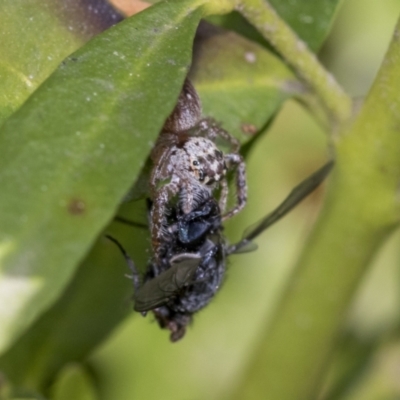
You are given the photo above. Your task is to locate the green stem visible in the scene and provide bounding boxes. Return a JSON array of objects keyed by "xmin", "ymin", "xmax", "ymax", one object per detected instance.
[
  {"xmin": 231, "ymin": 16, "xmax": 400, "ymax": 400},
  {"xmin": 235, "ymin": 0, "xmax": 353, "ymax": 130}
]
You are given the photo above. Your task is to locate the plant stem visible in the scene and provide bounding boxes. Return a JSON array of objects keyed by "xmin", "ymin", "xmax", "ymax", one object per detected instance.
[
  {"xmin": 231, "ymin": 16, "xmax": 400, "ymax": 400},
  {"xmin": 235, "ymin": 0, "xmax": 353, "ymax": 130}
]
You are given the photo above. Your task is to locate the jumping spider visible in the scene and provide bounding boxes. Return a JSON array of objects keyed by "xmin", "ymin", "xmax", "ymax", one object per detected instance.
[
  {"xmin": 109, "ymin": 78, "xmax": 333, "ymax": 341},
  {"xmin": 149, "ymin": 79, "xmax": 247, "ymax": 260}
]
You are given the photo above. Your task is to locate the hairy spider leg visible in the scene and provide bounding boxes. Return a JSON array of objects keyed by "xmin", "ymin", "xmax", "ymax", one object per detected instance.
[
  {"xmin": 198, "ymin": 117, "xmax": 241, "ymax": 152},
  {"xmin": 197, "ymin": 117, "xmax": 247, "ymax": 221},
  {"xmin": 221, "ymin": 154, "xmax": 247, "ymax": 221},
  {"xmin": 150, "ymin": 177, "xmax": 181, "ymax": 260},
  {"xmin": 218, "ymin": 178, "xmax": 229, "ymax": 213}
]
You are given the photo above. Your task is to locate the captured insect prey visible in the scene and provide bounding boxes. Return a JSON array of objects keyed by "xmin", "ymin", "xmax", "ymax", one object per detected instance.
[
  {"xmin": 110, "ymin": 78, "xmax": 333, "ymax": 342},
  {"xmin": 111, "ymin": 190, "xmax": 224, "ymax": 342}
]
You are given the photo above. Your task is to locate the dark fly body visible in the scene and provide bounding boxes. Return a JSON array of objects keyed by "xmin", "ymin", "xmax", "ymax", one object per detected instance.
[
  {"xmin": 110, "ymin": 193, "xmax": 224, "ymax": 342},
  {"xmin": 139, "ymin": 194, "xmax": 225, "ymax": 341}
]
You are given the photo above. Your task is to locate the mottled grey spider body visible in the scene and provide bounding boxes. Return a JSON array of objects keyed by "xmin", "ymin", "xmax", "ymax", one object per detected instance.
[{"xmin": 150, "ymin": 79, "xmax": 247, "ymax": 259}]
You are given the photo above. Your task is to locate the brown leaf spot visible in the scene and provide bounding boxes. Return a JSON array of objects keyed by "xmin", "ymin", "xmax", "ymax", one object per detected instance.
[
  {"xmin": 68, "ymin": 198, "xmax": 86, "ymax": 215},
  {"xmin": 241, "ymin": 123, "xmax": 258, "ymax": 136}
]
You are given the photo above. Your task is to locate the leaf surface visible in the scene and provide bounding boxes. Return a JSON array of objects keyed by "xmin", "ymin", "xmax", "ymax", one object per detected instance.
[
  {"xmin": 0, "ymin": 0, "xmax": 122, "ymax": 125},
  {"xmin": 0, "ymin": 0, "xmax": 205, "ymax": 355},
  {"xmin": 208, "ymin": 0, "xmax": 341, "ymax": 51},
  {"xmin": 191, "ymin": 26, "xmax": 299, "ymax": 140}
]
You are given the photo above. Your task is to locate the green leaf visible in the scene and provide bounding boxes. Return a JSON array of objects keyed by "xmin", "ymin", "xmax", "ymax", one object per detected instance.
[
  {"xmin": 191, "ymin": 26, "xmax": 298, "ymax": 140},
  {"xmin": 208, "ymin": 0, "xmax": 341, "ymax": 51},
  {"xmin": 269, "ymin": 0, "xmax": 340, "ymax": 50},
  {"xmin": 0, "ymin": 0, "xmax": 206, "ymax": 355},
  {"xmin": 0, "ymin": 203, "xmax": 149, "ymax": 391},
  {"xmin": 0, "ymin": 1, "xmax": 122, "ymax": 126},
  {"xmin": 231, "ymin": 15, "xmax": 400, "ymax": 400},
  {"xmin": 50, "ymin": 363, "xmax": 98, "ymax": 400},
  {"xmin": 233, "ymin": 0, "xmax": 352, "ymax": 128}
]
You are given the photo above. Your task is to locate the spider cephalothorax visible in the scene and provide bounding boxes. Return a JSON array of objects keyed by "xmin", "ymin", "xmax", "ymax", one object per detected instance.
[
  {"xmin": 185, "ymin": 137, "xmax": 226, "ymax": 185},
  {"xmin": 151, "ymin": 133, "xmax": 228, "ymax": 202},
  {"xmin": 149, "ymin": 79, "xmax": 247, "ymax": 259}
]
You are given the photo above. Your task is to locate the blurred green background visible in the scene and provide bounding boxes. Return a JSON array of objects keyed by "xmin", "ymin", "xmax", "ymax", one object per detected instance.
[{"xmin": 85, "ymin": 1, "xmax": 400, "ymax": 399}]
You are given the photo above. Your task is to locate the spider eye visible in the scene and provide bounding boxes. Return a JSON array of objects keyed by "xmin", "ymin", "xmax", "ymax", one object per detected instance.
[{"xmin": 193, "ymin": 160, "xmax": 199, "ymax": 166}]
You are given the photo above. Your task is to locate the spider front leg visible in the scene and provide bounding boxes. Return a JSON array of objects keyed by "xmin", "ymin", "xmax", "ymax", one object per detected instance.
[
  {"xmin": 198, "ymin": 118, "xmax": 240, "ymax": 152},
  {"xmin": 222, "ymin": 153, "xmax": 247, "ymax": 221},
  {"xmin": 219, "ymin": 178, "xmax": 228, "ymax": 213},
  {"xmin": 151, "ymin": 179, "xmax": 180, "ymax": 260},
  {"xmin": 197, "ymin": 118, "xmax": 247, "ymax": 219}
]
